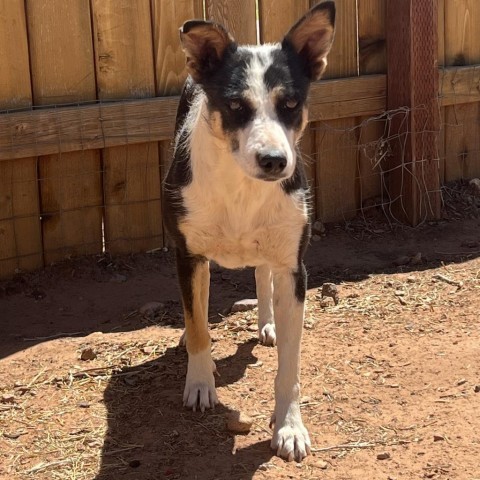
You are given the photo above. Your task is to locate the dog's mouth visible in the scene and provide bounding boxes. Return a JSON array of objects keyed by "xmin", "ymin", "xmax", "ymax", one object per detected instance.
[{"xmin": 255, "ymin": 172, "xmax": 290, "ymax": 182}]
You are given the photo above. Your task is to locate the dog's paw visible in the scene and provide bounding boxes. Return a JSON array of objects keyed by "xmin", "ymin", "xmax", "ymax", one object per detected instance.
[
  {"xmin": 259, "ymin": 323, "xmax": 276, "ymax": 346},
  {"xmin": 271, "ymin": 422, "xmax": 311, "ymax": 462},
  {"xmin": 183, "ymin": 378, "xmax": 218, "ymax": 412},
  {"xmin": 183, "ymin": 352, "xmax": 218, "ymax": 412}
]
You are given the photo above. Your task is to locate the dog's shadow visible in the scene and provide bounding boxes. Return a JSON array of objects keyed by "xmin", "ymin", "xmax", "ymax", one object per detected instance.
[{"xmin": 94, "ymin": 338, "xmax": 274, "ymax": 479}]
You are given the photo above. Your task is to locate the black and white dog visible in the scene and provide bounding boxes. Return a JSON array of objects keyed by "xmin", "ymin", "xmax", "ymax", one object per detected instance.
[{"xmin": 163, "ymin": 2, "xmax": 335, "ymax": 462}]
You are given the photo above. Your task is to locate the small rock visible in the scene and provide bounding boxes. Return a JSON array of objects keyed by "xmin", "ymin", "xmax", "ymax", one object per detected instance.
[
  {"xmin": 317, "ymin": 460, "xmax": 328, "ymax": 470},
  {"xmin": 77, "ymin": 402, "xmax": 90, "ymax": 408},
  {"xmin": 433, "ymin": 435, "xmax": 445, "ymax": 442},
  {"xmin": 407, "ymin": 275, "xmax": 416, "ymax": 283},
  {"xmin": 474, "ymin": 385, "xmax": 480, "ymax": 393},
  {"xmin": 312, "ymin": 220, "xmax": 326, "ymax": 235},
  {"xmin": 456, "ymin": 378, "xmax": 467, "ymax": 386},
  {"xmin": 1, "ymin": 394, "xmax": 15, "ymax": 404},
  {"xmin": 300, "ymin": 396, "xmax": 311, "ymax": 404},
  {"xmin": 139, "ymin": 302, "xmax": 165, "ymax": 319},
  {"xmin": 129, "ymin": 460, "xmax": 141, "ymax": 468},
  {"xmin": 110, "ymin": 273, "xmax": 127, "ymax": 283},
  {"xmin": 377, "ymin": 452, "xmax": 391, "ymax": 460},
  {"xmin": 321, "ymin": 283, "xmax": 340, "ymax": 305},
  {"xmin": 80, "ymin": 347, "xmax": 97, "ymax": 361},
  {"xmin": 410, "ymin": 252, "xmax": 422, "ymax": 265},
  {"xmin": 469, "ymin": 178, "xmax": 480, "ymax": 196},
  {"xmin": 142, "ymin": 345, "xmax": 156, "ymax": 354},
  {"xmin": 312, "ymin": 234, "xmax": 322, "ymax": 242},
  {"xmin": 393, "ymin": 255, "xmax": 410, "ymax": 266},
  {"xmin": 230, "ymin": 299, "xmax": 258, "ymax": 313},
  {"xmin": 226, "ymin": 411, "xmax": 253, "ymax": 433}
]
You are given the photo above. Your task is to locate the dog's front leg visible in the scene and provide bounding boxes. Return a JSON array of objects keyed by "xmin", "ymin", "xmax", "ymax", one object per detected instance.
[
  {"xmin": 270, "ymin": 265, "xmax": 310, "ymax": 462},
  {"xmin": 176, "ymin": 248, "xmax": 218, "ymax": 412},
  {"xmin": 255, "ymin": 265, "xmax": 276, "ymax": 346}
]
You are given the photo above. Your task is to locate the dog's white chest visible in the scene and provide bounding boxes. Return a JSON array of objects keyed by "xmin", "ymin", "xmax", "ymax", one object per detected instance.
[{"xmin": 179, "ymin": 180, "xmax": 307, "ymax": 270}]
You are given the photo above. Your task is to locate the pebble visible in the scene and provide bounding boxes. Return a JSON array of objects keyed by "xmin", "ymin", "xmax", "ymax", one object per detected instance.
[
  {"xmin": 139, "ymin": 302, "xmax": 165, "ymax": 318},
  {"xmin": 1, "ymin": 394, "xmax": 15, "ymax": 404},
  {"xmin": 312, "ymin": 220, "xmax": 326, "ymax": 235},
  {"xmin": 474, "ymin": 385, "xmax": 480, "ymax": 393},
  {"xmin": 469, "ymin": 178, "xmax": 480, "ymax": 195},
  {"xmin": 109, "ymin": 273, "xmax": 127, "ymax": 283},
  {"xmin": 226, "ymin": 411, "xmax": 253, "ymax": 433},
  {"xmin": 377, "ymin": 452, "xmax": 391, "ymax": 460},
  {"xmin": 230, "ymin": 299, "xmax": 258, "ymax": 313},
  {"xmin": 317, "ymin": 460, "xmax": 328, "ymax": 469},
  {"xmin": 433, "ymin": 434, "xmax": 445, "ymax": 442},
  {"xmin": 80, "ymin": 347, "xmax": 97, "ymax": 361}
]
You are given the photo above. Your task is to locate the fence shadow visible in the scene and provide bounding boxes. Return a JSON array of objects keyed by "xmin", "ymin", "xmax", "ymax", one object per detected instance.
[{"xmin": 94, "ymin": 338, "xmax": 274, "ymax": 480}]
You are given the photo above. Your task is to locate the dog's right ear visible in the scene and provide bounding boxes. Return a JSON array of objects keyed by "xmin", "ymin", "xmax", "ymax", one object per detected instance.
[{"xmin": 180, "ymin": 20, "xmax": 236, "ymax": 83}]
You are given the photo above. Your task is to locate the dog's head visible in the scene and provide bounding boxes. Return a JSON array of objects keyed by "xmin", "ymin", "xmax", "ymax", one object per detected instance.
[{"xmin": 180, "ymin": 2, "xmax": 335, "ymax": 182}]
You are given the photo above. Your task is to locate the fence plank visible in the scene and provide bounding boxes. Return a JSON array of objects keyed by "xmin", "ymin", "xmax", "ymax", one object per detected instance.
[
  {"xmin": 0, "ymin": 75, "xmax": 389, "ymax": 161},
  {"xmin": 444, "ymin": 0, "xmax": 480, "ymax": 181},
  {"xmin": 358, "ymin": 0, "xmax": 386, "ymax": 75},
  {"xmin": 152, "ymin": 0, "xmax": 204, "ymax": 246},
  {"xmin": 0, "ymin": 0, "xmax": 43, "ymax": 278},
  {"xmin": 92, "ymin": 0, "xmax": 162, "ymax": 253},
  {"xmin": 315, "ymin": 0, "xmax": 358, "ymax": 223},
  {"xmin": 357, "ymin": 0, "xmax": 385, "ymax": 207},
  {"xmin": 152, "ymin": 0, "xmax": 204, "ymax": 97},
  {"xmin": 26, "ymin": 0, "xmax": 102, "ymax": 264},
  {"xmin": 206, "ymin": 0, "xmax": 257, "ymax": 44},
  {"xmin": 259, "ymin": 0, "xmax": 309, "ymax": 43},
  {"xmin": 387, "ymin": 0, "xmax": 440, "ymax": 225}
]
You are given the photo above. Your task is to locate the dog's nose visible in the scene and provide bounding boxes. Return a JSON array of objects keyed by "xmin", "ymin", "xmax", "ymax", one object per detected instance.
[{"xmin": 256, "ymin": 152, "xmax": 287, "ymax": 176}]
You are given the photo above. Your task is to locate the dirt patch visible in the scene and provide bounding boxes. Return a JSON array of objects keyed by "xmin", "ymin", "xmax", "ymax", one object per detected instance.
[{"xmin": 1, "ymin": 214, "xmax": 479, "ymax": 479}]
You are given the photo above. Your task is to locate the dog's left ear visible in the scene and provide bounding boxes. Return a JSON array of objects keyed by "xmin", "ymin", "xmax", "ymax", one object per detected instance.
[
  {"xmin": 283, "ymin": 1, "xmax": 336, "ymax": 81},
  {"xmin": 180, "ymin": 20, "xmax": 236, "ymax": 83}
]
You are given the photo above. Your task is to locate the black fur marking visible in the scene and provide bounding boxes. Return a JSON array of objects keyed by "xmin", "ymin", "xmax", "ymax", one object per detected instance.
[
  {"xmin": 162, "ymin": 79, "xmax": 197, "ymax": 249},
  {"xmin": 281, "ymin": 147, "xmax": 308, "ymax": 194},
  {"xmin": 293, "ymin": 223, "xmax": 311, "ymax": 303},
  {"xmin": 199, "ymin": 48, "xmax": 255, "ymax": 132},
  {"xmin": 175, "ymin": 248, "xmax": 207, "ymax": 317}
]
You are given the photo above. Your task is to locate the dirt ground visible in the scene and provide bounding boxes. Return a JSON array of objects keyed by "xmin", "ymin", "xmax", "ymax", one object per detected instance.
[{"xmin": 1, "ymin": 192, "xmax": 480, "ymax": 479}]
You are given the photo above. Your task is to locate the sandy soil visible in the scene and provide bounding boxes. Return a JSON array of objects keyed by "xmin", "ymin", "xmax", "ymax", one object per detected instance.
[{"xmin": 1, "ymin": 211, "xmax": 479, "ymax": 480}]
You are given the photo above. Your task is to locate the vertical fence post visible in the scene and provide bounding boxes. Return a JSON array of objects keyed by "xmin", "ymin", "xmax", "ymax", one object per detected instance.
[{"xmin": 386, "ymin": 0, "xmax": 441, "ymax": 225}]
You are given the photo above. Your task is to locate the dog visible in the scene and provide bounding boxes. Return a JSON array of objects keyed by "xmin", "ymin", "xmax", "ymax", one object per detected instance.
[{"xmin": 163, "ymin": 2, "xmax": 335, "ymax": 462}]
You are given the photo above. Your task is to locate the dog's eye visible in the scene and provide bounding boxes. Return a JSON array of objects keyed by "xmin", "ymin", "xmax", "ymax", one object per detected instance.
[
  {"xmin": 228, "ymin": 100, "xmax": 243, "ymax": 111},
  {"xmin": 284, "ymin": 98, "xmax": 299, "ymax": 109}
]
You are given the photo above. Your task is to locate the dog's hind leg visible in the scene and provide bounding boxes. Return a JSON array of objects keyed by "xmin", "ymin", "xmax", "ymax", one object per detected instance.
[
  {"xmin": 255, "ymin": 265, "xmax": 276, "ymax": 346},
  {"xmin": 176, "ymin": 249, "xmax": 218, "ymax": 412},
  {"xmin": 270, "ymin": 265, "xmax": 310, "ymax": 462}
]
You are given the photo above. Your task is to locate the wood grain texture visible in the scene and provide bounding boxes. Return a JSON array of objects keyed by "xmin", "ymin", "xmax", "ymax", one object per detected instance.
[
  {"xmin": 92, "ymin": 0, "xmax": 162, "ymax": 253},
  {"xmin": 259, "ymin": 0, "xmax": 309, "ymax": 43},
  {"xmin": 152, "ymin": 0, "xmax": 204, "ymax": 96},
  {"xmin": 315, "ymin": 118, "xmax": 359, "ymax": 222},
  {"xmin": 151, "ymin": 0, "xmax": 204, "ymax": 247},
  {"xmin": 26, "ymin": 0, "xmax": 102, "ymax": 264},
  {"xmin": 0, "ymin": 75, "xmax": 388, "ymax": 161},
  {"xmin": 0, "ymin": 0, "xmax": 42, "ymax": 277},
  {"xmin": 206, "ymin": 0, "xmax": 257, "ymax": 44},
  {"xmin": 387, "ymin": 0, "xmax": 440, "ymax": 225},
  {"xmin": 357, "ymin": 0, "xmax": 386, "ymax": 203},
  {"xmin": 315, "ymin": 0, "xmax": 359, "ymax": 222},
  {"xmin": 358, "ymin": 0, "xmax": 386, "ymax": 75},
  {"xmin": 322, "ymin": 0, "xmax": 358, "ymax": 80},
  {"xmin": 444, "ymin": 0, "xmax": 480, "ymax": 180}
]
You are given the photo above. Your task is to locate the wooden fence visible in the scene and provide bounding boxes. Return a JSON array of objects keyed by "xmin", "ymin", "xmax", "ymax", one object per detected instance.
[{"xmin": 0, "ymin": 0, "xmax": 479, "ymax": 278}]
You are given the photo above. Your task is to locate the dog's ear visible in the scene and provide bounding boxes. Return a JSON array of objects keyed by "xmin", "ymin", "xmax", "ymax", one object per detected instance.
[
  {"xmin": 180, "ymin": 20, "xmax": 236, "ymax": 83},
  {"xmin": 283, "ymin": 1, "xmax": 336, "ymax": 81}
]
